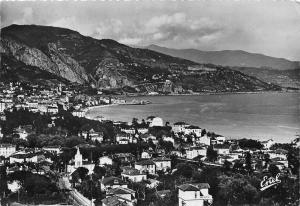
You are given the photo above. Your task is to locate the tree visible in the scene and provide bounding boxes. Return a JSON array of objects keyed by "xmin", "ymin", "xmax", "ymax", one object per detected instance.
[
  {"xmin": 93, "ymin": 166, "xmax": 106, "ymax": 180},
  {"xmin": 132, "ymin": 118, "xmax": 138, "ymax": 128},
  {"xmin": 72, "ymin": 167, "xmax": 89, "ymax": 182},
  {"xmin": 245, "ymin": 152, "xmax": 253, "ymax": 173},
  {"xmin": 206, "ymin": 146, "xmax": 218, "ymax": 162},
  {"xmin": 223, "ymin": 160, "xmax": 232, "ymax": 173},
  {"xmin": 201, "ymin": 129, "xmax": 207, "ymax": 137},
  {"xmin": 217, "ymin": 175, "xmax": 259, "ymax": 205},
  {"xmin": 238, "ymin": 138, "xmax": 263, "ymax": 150},
  {"xmin": 268, "ymin": 164, "xmax": 280, "ymax": 177},
  {"xmin": 287, "ymin": 148, "xmax": 299, "ymax": 175}
]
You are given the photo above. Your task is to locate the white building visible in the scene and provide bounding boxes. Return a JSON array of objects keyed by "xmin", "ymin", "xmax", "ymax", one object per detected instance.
[
  {"xmin": 135, "ymin": 159, "xmax": 156, "ymax": 174},
  {"xmin": 116, "ymin": 133, "xmax": 133, "ymax": 144},
  {"xmin": 72, "ymin": 110, "xmax": 85, "ymax": 118},
  {"xmin": 0, "ymin": 144, "xmax": 16, "ymax": 158},
  {"xmin": 213, "ymin": 144, "xmax": 230, "ymax": 155},
  {"xmin": 261, "ymin": 139, "xmax": 274, "ymax": 149},
  {"xmin": 153, "ymin": 157, "xmax": 171, "ymax": 171},
  {"xmin": 172, "ymin": 122, "xmax": 190, "ymax": 133},
  {"xmin": 178, "ymin": 183, "xmax": 213, "ymax": 206},
  {"xmin": 141, "ymin": 151, "xmax": 152, "ymax": 159},
  {"xmin": 198, "ymin": 135, "xmax": 210, "ymax": 146},
  {"xmin": 101, "ymin": 176, "xmax": 128, "ymax": 191},
  {"xmin": 184, "ymin": 125, "xmax": 202, "ymax": 137},
  {"xmin": 42, "ymin": 146, "xmax": 61, "ymax": 154},
  {"xmin": 99, "ymin": 156, "xmax": 113, "ymax": 166},
  {"xmin": 121, "ymin": 167, "xmax": 147, "ymax": 182},
  {"xmin": 186, "ymin": 147, "xmax": 207, "ymax": 159},
  {"xmin": 215, "ymin": 135, "xmax": 226, "ymax": 144},
  {"xmin": 149, "ymin": 117, "xmax": 164, "ymax": 127}
]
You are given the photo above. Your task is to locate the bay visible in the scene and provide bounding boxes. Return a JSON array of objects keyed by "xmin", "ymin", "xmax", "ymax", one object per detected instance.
[{"xmin": 86, "ymin": 92, "xmax": 300, "ymax": 143}]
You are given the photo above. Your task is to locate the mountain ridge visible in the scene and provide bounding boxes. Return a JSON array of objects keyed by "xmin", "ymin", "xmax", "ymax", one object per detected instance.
[
  {"xmin": 0, "ymin": 24, "xmax": 281, "ymax": 93},
  {"xmin": 146, "ymin": 44, "xmax": 300, "ymax": 70}
]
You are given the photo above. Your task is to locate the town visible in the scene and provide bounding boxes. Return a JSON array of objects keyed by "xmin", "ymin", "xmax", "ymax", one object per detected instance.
[{"xmin": 0, "ymin": 81, "xmax": 299, "ymax": 206}]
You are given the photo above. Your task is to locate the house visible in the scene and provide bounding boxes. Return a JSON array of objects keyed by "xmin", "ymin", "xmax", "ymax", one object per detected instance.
[
  {"xmin": 270, "ymin": 157, "xmax": 288, "ymax": 168},
  {"xmin": 269, "ymin": 149, "xmax": 288, "ymax": 160},
  {"xmin": 121, "ymin": 167, "xmax": 147, "ymax": 182},
  {"xmin": 82, "ymin": 129, "xmax": 104, "ymax": 143},
  {"xmin": 156, "ymin": 190, "xmax": 171, "ymax": 199},
  {"xmin": 215, "ymin": 135, "xmax": 226, "ymax": 144},
  {"xmin": 106, "ymin": 187, "xmax": 136, "ymax": 206},
  {"xmin": 42, "ymin": 146, "xmax": 61, "ymax": 154},
  {"xmin": 162, "ymin": 136, "xmax": 175, "ymax": 145},
  {"xmin": 99, "ymin": 156, "xmax": 113, "ymax": 166},
  {"xmin": 178, "ymin": 183, "xmax": 213, "ymax": 206},
  {"xmin": 186, "ymin": 147, "xmax": 207, "ymax": 159},
  {"xmin": 113, "ymin": 153, "xmax": 135, "ymax": 163},
  {"xmin": 149, "ymin": 117, "xmax": 164, "ymax": 127},
  {"xmin": 13, "ymin": 126, "xmax": 30, "ymax": 140},
  {"xmin": 198, "ymin": 135, "xmax": 210, "ymax": 146},
  {"xmin": 101, "ymin": 176, "xmax": 128, "ymax": 191},
  {"xmin": 72, "ymin": 110, "xmax": 85, "ymax": 118},
  {"xmin": 120, "ymin": 126, "xmax": 136, "ymax": 134},
  {"xmin": 101, "ymin": 195, "xmax": 131, "ymax": 206},
  {"xmin": 261, "ymin": 139, "xmax": 274, "ymax": 149},
  {"xmin": 137, "ymin": 127, "xmax": 148, "ymax": 134},
  {"xmin": 172, "ymin": 122, "xmax": 190, "ymax": 133},
  {"xmin": 0, "ymin": 144, "xmax": 16, "ymax": 158},
  {"xmin": 146, "ymin": 178, "xmax": 161, "ymax": 189},
  {"xmin": 184, "ymin": 125, "xmax": 202, "ymax": 137},
  {"xmin": 153, "ymin": 157, "xmax": 171, "ymax": 171},
  {"xmin": 135, "ymin": 159, "xmax": 156, "ymax": 174},
  {"xmin": 141, "ymin": 151, "xmax": 152, "ymax": 159},
  {"xmin": 47, "ymin": 105, "xmax": 59, "ymax": 114},
  {"xmin": 9, "ymin": 152, "xmax": 44, "ymax": 164},
  {"xmin": 116, "ymin": 132, "xmax": 133, "ymax": 144},
  {"xmin": 213, "ymin": 144, "xmax": 230, "ymax": 155},
  {"xmin": 119, "ymin": 139, "xmax": 130, "ymax": 144}
]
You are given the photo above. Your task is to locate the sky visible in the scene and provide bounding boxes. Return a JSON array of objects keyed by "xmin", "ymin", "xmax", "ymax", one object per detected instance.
[{"xmin": 1, "ymin": 0, "xmax": 300, "ymax": 61}]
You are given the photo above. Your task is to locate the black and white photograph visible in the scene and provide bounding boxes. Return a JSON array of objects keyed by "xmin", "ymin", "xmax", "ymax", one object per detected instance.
[{"xmin": 0, "ymin": 0, "xmax": 299, "ymax": 205}]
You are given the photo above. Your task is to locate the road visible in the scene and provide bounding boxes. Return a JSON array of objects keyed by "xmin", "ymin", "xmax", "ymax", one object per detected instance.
[{"xmin": 59, "ymin": 175, "xmax": 94, "ymax": 206}]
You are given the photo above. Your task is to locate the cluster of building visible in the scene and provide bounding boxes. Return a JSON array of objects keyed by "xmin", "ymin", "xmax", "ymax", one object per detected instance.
[
  {"xmin": 1, "ymin": 81, "xmax": 299, "ymax": 206},
  {"xmin": 0, "ymin": 81, "xmax": 127, "ymax": 120}
]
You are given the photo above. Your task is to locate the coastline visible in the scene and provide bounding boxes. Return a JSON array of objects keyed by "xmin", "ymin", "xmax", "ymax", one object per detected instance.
[{"xmin": 115, "ymin": 89, "xmax": 299, "ymax": 98}]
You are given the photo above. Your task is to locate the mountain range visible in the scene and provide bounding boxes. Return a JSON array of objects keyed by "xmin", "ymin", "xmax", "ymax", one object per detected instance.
[
  {"xmin": 0, "ymin": 24, "xmax": 282, "ymax": 94},
  {"xmin": 146, "ymin": 44, "xmax": 300, "ymax": 71}
]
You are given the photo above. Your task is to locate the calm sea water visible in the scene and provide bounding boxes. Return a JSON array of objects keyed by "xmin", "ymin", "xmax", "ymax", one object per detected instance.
[{"xmin": 87, "ymin": 93, "xmax": 300, "ymax": 143}]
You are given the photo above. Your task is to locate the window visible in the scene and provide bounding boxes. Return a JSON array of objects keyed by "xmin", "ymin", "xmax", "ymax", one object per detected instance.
[{"xmin": 195, "ymin": 191, "xmax": 197, "ymax": 198}]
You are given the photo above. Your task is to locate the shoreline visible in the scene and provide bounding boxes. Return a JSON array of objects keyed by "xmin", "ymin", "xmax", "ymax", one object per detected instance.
[
  {"xmin": 84, "ymin": 90, "xmax": 300, "ymax": 117},
  {"xmin": 115, "ymin": 90, "xmax": 300, "ymax": 98}
]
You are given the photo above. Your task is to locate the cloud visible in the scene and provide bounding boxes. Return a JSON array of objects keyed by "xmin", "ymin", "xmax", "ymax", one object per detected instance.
[
  {"xmin": 49, "ymin": 16, "xmax": 78, "ymax": 31},
  {"xmin": 119, "ymin": 37, "xmax": 142, "ymax": 45},
  {"xmin": 87, "ymin": 12, "xmax": 223, "ymax": 49},
  {"xmin": 12, "ymin": 7, "xmax": 33, "ymax": 25}
]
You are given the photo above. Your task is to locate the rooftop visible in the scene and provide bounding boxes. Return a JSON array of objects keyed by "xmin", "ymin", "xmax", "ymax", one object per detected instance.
[{"xmin": 178, "ymin": 183, "xmax": 210, "ymax": 191}]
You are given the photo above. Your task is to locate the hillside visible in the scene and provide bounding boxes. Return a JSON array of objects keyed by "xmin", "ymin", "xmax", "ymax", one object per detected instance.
[
  {"xmin": 146, "ymin": 45, "xmax": 300, "ymax": 71},
  {"xmin": 0, "ymin": 24, "xmax": 281, "ymax": 94}
]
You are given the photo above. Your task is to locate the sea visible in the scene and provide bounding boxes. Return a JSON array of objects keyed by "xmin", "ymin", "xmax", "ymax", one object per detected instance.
[{"xmin": 86, "ymin": 92, "xmax": 300, "ymax": 143}]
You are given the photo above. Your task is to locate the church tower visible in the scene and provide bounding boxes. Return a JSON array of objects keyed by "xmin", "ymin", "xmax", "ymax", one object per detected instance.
[{"xmin": 74, "ymin": 147, "xmax": 83, "ymax": 168}]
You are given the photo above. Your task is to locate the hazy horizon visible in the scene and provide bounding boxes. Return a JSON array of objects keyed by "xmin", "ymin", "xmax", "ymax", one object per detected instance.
[{"xmin": 1, "ymin": 0, "xmax": 300, "ymax": 61}]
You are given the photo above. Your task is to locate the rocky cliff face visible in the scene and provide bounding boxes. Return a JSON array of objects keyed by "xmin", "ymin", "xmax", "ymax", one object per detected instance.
[
  {"xmin": 0, "ymin": 24, "xmax": 282, "ymax": 93},
  {"xmin": 0, "ymin": 37, "xmax": 88, "ymax": 84}
]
